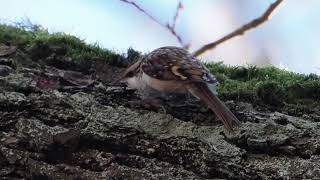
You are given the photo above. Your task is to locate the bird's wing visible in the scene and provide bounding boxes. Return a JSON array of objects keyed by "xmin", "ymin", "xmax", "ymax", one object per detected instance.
[{"xmin": 141, "ymin": 46, "xmax": 218, "ymax": 84}]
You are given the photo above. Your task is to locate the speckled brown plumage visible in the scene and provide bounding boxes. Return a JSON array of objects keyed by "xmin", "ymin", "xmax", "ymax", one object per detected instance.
[
  {"xmin": 120, "ymin": 46, "xmax": 240, "ymax": 131},
  {"xmin": 142, "ymin": 47, "xmax": 218, "ymax": 84}
]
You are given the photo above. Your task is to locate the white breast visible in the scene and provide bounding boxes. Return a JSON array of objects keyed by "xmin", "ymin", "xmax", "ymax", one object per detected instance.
[
  {"xmin": 141, "ymin": 73, "xmax": 187, "ymax": 94},
  {"xmin": 126, "ymin": 75, "xmax": 146, "ymax": 91},
  {"xmin": 125, "ymin": 72, "xmax": 188, "ymax": 94}
]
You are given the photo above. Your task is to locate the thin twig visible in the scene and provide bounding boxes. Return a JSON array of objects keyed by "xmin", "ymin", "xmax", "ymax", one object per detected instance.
[
  {"xmin": 119, "ymin": 0, "xmax": 161, "ymax": 26},
  {"xmin": 171, "ymin": 1, "xmax": 183, "ymax": 30},
  {"xmin": 119, "ymin": 0, "xmax": 188, "ymax": 48},
  {"xmin": 192, "ymin": 0, "xmax": 284, "ymax": 57}
]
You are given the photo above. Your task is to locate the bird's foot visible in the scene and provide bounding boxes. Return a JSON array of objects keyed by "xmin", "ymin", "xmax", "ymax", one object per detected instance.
[{"xmin": 128, "ymin": 98, "xmax": 166, "ymax": 113}]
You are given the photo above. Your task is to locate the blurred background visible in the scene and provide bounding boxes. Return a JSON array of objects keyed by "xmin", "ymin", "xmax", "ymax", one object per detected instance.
[{"xmin": 0, "ymin": 0, "xmax": 319, "ymax": 75}]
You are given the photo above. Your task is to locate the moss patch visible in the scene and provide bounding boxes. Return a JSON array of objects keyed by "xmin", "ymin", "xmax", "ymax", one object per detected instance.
[
  {"xmin": 206, "ymin": 62, "xmax": 320, "ymax": 114},
  {"xmin": 0, "ymin": 24, "xmax": 126, "ymax": 68}
]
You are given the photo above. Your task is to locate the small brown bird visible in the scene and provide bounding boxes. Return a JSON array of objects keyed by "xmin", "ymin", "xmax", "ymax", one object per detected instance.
[{"xmin": 119, "ymin": 46, "xmax": 240, "ymax": 131}]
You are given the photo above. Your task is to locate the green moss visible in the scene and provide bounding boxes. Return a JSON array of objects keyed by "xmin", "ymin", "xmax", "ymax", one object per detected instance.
[
  {"xmin": 0, "ymin": 24, "xmax": 123, "ymax": 65},
  {"xmin": 256, "ymin": 81, "xmax": 286, "ymax": 106},
  {"xmin": 207, "ymin": 62, "xmax": 320, "ymax": 113},
  {"xmin": 0, "ymin": 24, "xmax": 34, "ymax": 46}
]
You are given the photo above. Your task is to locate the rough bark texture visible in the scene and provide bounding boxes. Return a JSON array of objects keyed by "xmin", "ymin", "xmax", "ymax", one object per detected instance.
[{"xmin": 0, "ymin": 44, "xmax": 320, "ymax": 180}]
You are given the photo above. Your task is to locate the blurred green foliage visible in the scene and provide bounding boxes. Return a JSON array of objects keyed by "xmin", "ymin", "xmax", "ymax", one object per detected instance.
[{"xmin": 206, "ymin": 62, "xmax": 320, "ymax": 114}]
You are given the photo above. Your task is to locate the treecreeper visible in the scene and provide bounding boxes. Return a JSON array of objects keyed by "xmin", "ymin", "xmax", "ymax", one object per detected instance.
[{"xmin": 118, "ymin": 46, "xmax": 240, "ymax": 131}]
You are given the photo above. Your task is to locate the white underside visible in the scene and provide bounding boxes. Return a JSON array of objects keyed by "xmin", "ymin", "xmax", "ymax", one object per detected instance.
[
  {"xmin": 126, "ymin": 73, "xmax": 188, "ymax": 94},
  {"xmin": 126, "ymin": 72, "xmax": 218, "ymax": 96}
]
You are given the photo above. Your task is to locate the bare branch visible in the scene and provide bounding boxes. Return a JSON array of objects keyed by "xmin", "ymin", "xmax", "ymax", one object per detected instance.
[
  {"xmin": 171, "ymin": 1, "xmax": 183, "ymax": 30},
  {"xmin": 119, "ymin": 0, "xmax": 161, "ymax": 26},
  {"xmin": 119, "ymin": 0, "xmax": 188, "ymax": 48},
  {"xmin": 192, "ymin": 0, "xmax": 284, "ymax": 57}
]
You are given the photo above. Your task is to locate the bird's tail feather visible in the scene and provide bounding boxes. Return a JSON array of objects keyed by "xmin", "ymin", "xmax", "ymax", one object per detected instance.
[{"xmin": 188, "ymin": 82, "xmax": 241, "ymax": 131}]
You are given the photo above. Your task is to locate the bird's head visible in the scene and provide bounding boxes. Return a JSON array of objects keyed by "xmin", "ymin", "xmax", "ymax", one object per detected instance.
[{"xmin": 113, "ymin": 58, "xmax": 143, "ymax": 89}]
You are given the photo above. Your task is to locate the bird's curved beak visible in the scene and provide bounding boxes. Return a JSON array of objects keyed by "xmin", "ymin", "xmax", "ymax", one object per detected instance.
[{"xmin": 111, "ymin": 75, "xmax": 126, "ymax": 86}]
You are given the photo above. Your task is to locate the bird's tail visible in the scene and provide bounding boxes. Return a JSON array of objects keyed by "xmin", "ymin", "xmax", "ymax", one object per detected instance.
[{"xmin": 188, "ymin": 82, "xmax": 241, "ymax": 131}]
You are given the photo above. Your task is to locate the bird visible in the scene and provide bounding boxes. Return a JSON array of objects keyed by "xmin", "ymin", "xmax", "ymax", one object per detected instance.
[{"xmin": 118, "ymin": 46, "xmax": 240, "ymax": 131}]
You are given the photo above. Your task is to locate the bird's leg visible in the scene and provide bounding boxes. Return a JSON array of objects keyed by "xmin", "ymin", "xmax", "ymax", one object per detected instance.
[
  {"xmin": 163, "ymin": 92, "xmax": 198, "ymax": 108},
  {"xmin": 128, "ymin": 88, "xmax": 167, "ymax": 113},
  {"xmin": 185, "ymin": 92, "xmax": 201, "ymax": 106},
  {"xmin": 141, "ymin": 97, "xmax": 166, "ymax": 113}
]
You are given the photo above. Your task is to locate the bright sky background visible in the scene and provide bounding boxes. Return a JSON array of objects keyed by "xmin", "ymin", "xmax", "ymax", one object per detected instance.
[{"xmin": 0, "ymin": 0, "xmax": 319, "ymax": 75}]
